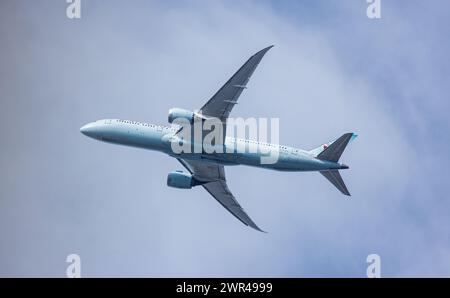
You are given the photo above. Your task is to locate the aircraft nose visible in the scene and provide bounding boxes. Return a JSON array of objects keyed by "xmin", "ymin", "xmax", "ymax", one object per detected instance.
[{"xmin": 80, "ymin": 122, "xmax": 97, "ymax": 138}]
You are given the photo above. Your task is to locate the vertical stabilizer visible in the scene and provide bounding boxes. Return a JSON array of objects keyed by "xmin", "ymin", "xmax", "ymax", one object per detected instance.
[{"xmin": 317, "ymin": 133, "xmax": 354, "ymax": 162}]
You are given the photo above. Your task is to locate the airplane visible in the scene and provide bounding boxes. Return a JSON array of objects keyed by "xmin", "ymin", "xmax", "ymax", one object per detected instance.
[{"xmin": 80, "ymin": 46, "xmax": 357, "ymax": 232}]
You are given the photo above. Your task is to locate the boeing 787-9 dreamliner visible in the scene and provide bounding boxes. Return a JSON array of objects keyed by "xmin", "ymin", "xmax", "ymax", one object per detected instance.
[{"xmin": 80, "ymin": 46, "xmax": 357, "ymax": 232}]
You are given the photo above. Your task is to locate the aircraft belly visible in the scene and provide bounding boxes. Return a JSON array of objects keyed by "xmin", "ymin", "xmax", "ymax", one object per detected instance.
[{"xmin": 102, "ymin": 126, "xmax": 167, "ymax": 151}]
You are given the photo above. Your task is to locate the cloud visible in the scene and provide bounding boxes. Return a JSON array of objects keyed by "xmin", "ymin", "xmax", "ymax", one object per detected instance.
[{"xmin": 0, "ymin": 0, "xmax": 449, "ymax": 277}]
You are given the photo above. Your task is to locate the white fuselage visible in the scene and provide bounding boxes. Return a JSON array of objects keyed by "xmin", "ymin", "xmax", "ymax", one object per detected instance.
[{"xmin": 80, "ymin": 119, "xmax": 345, "ymax": 172}]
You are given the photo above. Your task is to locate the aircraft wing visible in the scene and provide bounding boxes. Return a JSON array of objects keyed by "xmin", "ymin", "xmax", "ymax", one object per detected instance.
[
  {"xmin": 199, "ymin": 46, "xmax": 273, "ymax": 121},
  {"xmin": 177, "ymin": 158, "xmax": 265, "ymax": 232}
]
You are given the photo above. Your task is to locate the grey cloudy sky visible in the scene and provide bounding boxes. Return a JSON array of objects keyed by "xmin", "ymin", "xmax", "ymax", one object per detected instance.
[{"xmin": 1, "ymin": 0, "xmax": 449, "ymax": 277}]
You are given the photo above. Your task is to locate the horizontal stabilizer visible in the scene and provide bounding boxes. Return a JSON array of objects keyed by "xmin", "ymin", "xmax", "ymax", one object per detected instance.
[{"xmin": 320, "ymin": 170, "xmax": 350, "ymax": 196}]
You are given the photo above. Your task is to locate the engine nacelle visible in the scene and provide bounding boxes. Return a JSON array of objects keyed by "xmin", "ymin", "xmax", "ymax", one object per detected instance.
[
  {"xmin": 168, "ymin": 108, "xmax": 195, "ymax": 124},
  {"xmin": 167, "ymin": 171, "xmax": 196, "ymax": 189}
]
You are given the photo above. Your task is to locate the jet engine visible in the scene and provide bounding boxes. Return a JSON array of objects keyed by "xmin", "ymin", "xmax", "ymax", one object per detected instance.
[
  {"xmin": 168, "ymin": 108, "xmax": 195, "ymax": 124},
  {"xmin": 167, "ymin": 171, "xmax": 204, "ymax": 189}
]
